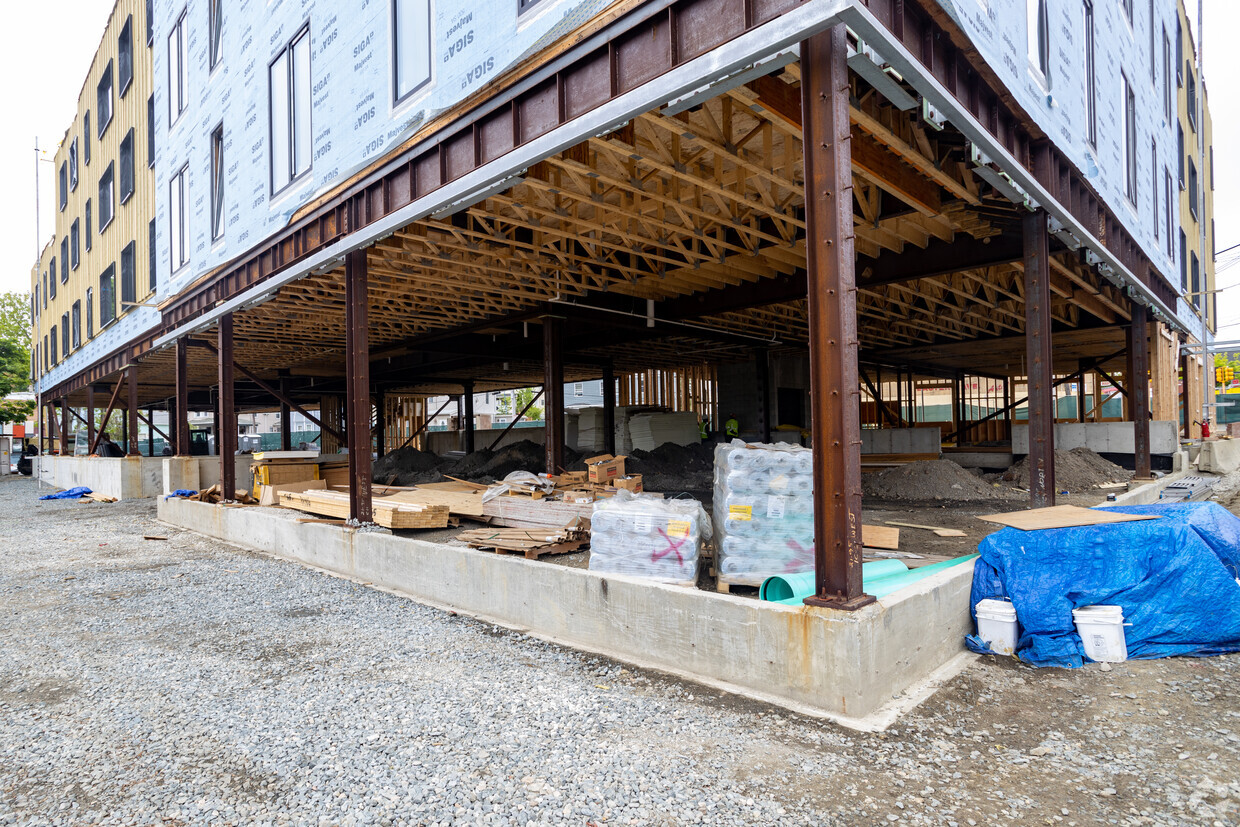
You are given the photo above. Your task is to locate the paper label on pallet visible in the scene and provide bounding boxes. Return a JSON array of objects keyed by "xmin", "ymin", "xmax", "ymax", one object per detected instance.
[
  {"xmin": 766, "ymin": 495, "xmax": 786, "ymax": 520},
  {"xmin": 768, "ymin": 474, "xmax": 791, "ymax": 492},
  {"xmin": 633, "ymin": 515, "xmax": 653, "ymax": 534},
  {"xmin": 728, "ymin": 504, "xmax": 753, "ymax": 521},
  {"xmin": 666, "ymin": 520, "xmax": 690, "ymax": 538}
]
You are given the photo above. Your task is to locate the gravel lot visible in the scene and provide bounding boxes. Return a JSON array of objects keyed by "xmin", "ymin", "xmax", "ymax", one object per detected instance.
[{"xmin": 2, "ymin": 473, "xmax": 1238, "ymax": 826}]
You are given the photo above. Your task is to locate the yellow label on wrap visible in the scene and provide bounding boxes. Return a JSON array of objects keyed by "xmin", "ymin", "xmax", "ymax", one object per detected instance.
[
  {"xmin": 667, "ymin": 520, "xmax": 690, "ymax": 538},
  {"xmin": 728, "ymin": 504, "xmax": 753, "ymax": 521}
]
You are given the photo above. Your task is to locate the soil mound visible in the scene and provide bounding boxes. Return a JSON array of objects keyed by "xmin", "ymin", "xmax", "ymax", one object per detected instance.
[
  {"xmin": 372, "ymin": 447, "xmax": 444, "ymax": 486},
  {"xmin": 1003, "ymin": 447, "xmax": 1131, "ymax": 492},
  {"xmin": 626, "ymin": 441, "xmax": 715, "ymax": 494},
  {"xmin": 863, "ymin": 459, "xmax": 1013, "ymax": 502}
]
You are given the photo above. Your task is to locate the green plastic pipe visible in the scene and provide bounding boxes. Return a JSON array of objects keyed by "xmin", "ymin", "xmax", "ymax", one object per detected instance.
[
  {"xmin": 770, "ymin": 554, "xmax": 979, "ymax": 605},
  {"xmin": 759, "ymin": 560, "xmax": 908, "ymax": 601}
]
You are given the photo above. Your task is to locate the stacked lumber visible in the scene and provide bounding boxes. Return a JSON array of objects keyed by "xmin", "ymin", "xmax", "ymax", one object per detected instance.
[
  {"xmin": 481, "ymin": 495, "xmax": 595, "ymax": 529},
  {"xmin": 461, "ymin": 521, "xmax": 589, "ymax": 559},
  {"xmin": 277, "ymin": 489, "xmax": 449, "ymax": 529},
  {"xmin": 319, "ymin": 462, "xmax": 350, "ymax": 488}
]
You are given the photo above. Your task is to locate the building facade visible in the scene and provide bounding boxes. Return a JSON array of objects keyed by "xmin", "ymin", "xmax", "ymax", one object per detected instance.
[
  {"xmin": 1173, "ymin": 0, "xmax": 1214, "ymax": 336},
  {"xmin": 32, "ymin": 0, "xmax": 159, "ymax": 396}
]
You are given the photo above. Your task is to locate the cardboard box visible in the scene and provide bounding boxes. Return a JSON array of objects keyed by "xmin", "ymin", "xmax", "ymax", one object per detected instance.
[
  {"xmin": 585, "ymin": 454, "xmax": 627, "ymax": 483},
  {"xmin": 612, "ymin": 475, "xmax": 643, "ymax": 493},
  {"xmin": 556, "ymin": 471, "xmax": 588, "ymax": 486}
]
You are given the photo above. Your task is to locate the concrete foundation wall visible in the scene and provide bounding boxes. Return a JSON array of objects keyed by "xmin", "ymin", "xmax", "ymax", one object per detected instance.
[
  {"xmin": 158, "ymin": 498, "xmax": 975, "ymax": 726},
  {"xmin": 36, "ymin": 456, "xmax": 164, "ymax": 500},
  {"xmin": 1012, "ymin": 421, "xmax": 1179, "ymax": 455},
  {"xmin": 861, "ymin": 427, "xmax": 941, "ymax": 455},
  {"xmin": 423, "ymin": 427, "xmax": 546, "ymax": 456}
]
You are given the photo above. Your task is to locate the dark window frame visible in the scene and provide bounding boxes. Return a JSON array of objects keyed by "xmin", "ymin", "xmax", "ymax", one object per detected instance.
[
  {"xmin": 169, "ymin": 9, "xmax": 188, "ymax": 126},
  {"xmin": 60, "ymin": 240, "xmax": 68, "ymax": 283},
  {"xmin": 86, "ymin": 287, "xmax": 94, "ymax": 339},
  {"xmin": 147, "ymin": 95, "xmax": 155, "ymax": 168},
  {"xmin": 392, "ymin": 0, "xmax": 432, "ymax": 104},
  {"xmin": 1122, "ymin": 73, "xmax": 1137, "ymax": 205},
  {"xmin": 268, "ymin": 24, "xmax": 313, "ymax": 196},
  {"xmin": 118, "ymin": 14, "xmax": 134, "ymax": 97},
  {"xmin": 84, "ymin": 112, "xmax": 91, "ymax": 164},
  {"xmin": 170, "ymin": 163, "xmax": 190, "ymax": 273},
  {"xmin": 97, "ymin": 60, "xmax": 114, "ymax": 138},
  {"xmin": 85, "ymin": 199, "xmax": 93, "ymax": 251},
  {"xmin": 99, "ymin": 264, "xmax": 118, "ymax": 327},
  {"xmin": 70, "ymin": 219, "xmax": 80, "ymax": 270},
  {"xmin": 121, "ymin": 241, "xmax": 137, "ymax": 308},
  {"xmin": 99, "ymin": 162, "xmax": 116, "ymax": 231},
  {"xmin": 69, "ymin": 138, "xmax": 78, "ymax": 191},
  {"xmin": 209, "ymin": 0, "xmax": 223, "ymax": 71},
  {"xmin": 210, "ymin": 123, "xmax": 225, "ymax": 241},
  {"xmin": 71, "ymin": 301, "xmax": 81, "ymax": 350},
  {"xmin": 120, "ymin": 128, "xmax": 136, "ymax": 204},
  {"xmin": 58, "ymin": 162, "xmax": 67, "ymax": 211},
  {"xmin": 518, "ymin": 0, "xmax": 545, "ymax": 14}
]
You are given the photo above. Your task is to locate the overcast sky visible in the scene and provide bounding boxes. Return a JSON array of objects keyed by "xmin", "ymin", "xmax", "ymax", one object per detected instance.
[{"xmin": 1, "ymin": 1, "xmax": 1237, "ymax": 336}]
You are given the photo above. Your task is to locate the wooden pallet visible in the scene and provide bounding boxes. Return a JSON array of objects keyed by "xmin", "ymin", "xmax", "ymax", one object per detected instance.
[
  {"xmin": 461, "ymin": 527, "xmax": 589, "ymax": 560},
  {"xmin": 278, "ymin": 489, "xmax": 449, "ymax": 529},
  {"xmin": 481, "ymin": 496, "xmax": 595, "ymax": 529}
]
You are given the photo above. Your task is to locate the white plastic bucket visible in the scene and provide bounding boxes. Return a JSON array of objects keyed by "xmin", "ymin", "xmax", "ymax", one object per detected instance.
[
  {"xmin": 975, "ymin": 599, "xmax": 1019, "ymax": 655},
  {"xmin": 1072, "ymin": 605, "xmax": 1128, "ymax": 663}
]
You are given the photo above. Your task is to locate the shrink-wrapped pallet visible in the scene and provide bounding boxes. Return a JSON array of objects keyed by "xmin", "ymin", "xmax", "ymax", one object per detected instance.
[
  {"xmin": 588, "ymin": 491, "xmax": 711, "ymax": 586},
  {"xmin": 713, "ymin": 441, "xmax": 816, "ymax": 585}
]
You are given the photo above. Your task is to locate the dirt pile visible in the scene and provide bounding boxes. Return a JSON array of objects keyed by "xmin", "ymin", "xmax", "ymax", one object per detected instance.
[
  {"xmin": 371, "ymin": 447, "xmax": 448, "ymax": 486},
  {"xmin": 626, "ymin": 442, "xmax": 715, "ymax": 494},
  {"xmin": 446, "ymin": 440, "xmax": 584, "ymax": 483},
  {"xmin": 862, "ymin": 459, "xmax": 1015, "ymax": 502},
  {"xmin": 1003, "ymin": 447, "xmax": 1131, "ymax": 492}
]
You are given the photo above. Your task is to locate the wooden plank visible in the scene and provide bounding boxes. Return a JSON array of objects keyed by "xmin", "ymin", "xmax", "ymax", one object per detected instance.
[
  {"xmin": 278, "ymin": 489, "xmax": 449, "ymax": 529},
  {"xmin": 884, "ymin": 520, "xmax": 968, "ymax": 538},
  {"xmin": 481, "ymin": 496, "xmax": 595, "ymax": 529},
  {"xmin": 861, "ymin": 525, "xmax": 900, "ymax": 550},
  {"xmin": 976, "ymin": 505, "xmax": 1158, "ymax": 532}
]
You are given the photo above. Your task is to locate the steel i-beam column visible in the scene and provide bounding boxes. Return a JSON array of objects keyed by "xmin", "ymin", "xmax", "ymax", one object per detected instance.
[
  {"xmin": 279, "ymin": 377, "xmax": 293, "ymax": 451},
  {"xmin": 147, "ymin": 409, "xmax": 155, "ymax": 456},
  {"xmin": 756, "ymin": 348, "xmax": 772, "ymax": 443},
  {"xmin": 1023, "ymin": 209, "xmax": 1055, "ymax": 508},
  {"xmin": 175, "ymin": 339, "xmax": 190, "ymax": 455},
  {"xmin": 60, "ymin": 401, "xmax": 70, "ymax": 455},
  {"xmin": 127, "ymin": 366, "xmax": 140, "ymax": 456},
  {"xmin": 218, "ymin": 315, "xmax": 237, "ymax": 498},
  {"xmin": 602, "ymin": 362, "xmax": 616, "ymax": 454},
  {"xmin": 544, "ymin": 316, "xmax": 565, "ymax": 476},
  {"xmin": 801, "ymin": 25, "xmax": 872, "ymax": 611},
  {"xmin": 345, "ymin": 247, "xmax": 373, "ymax": 524},
  {"xmin": 1128, "ymin": 304, "xmax": 1152, "ymax": 479},
  {"xmin": 462, "ymin": 381, "xmax": 475, "ymax": 455},
  {"xmin": 86, "ymin": 385, "xmax": 96, "ymax": 449}
]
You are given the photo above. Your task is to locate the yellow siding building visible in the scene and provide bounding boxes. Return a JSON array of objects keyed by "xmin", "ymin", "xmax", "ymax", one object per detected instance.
[
  {"xmin": 1175, "ymin": 0, "xmax": 1214, "ymax": 333},
  {"xmin": 32, "ymin": 0, "xmax": 155, "ymax": 387}
]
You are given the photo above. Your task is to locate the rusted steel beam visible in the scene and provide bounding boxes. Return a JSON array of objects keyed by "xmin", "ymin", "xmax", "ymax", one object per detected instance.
[
  {"xmin": 1023, "ymin": 209, "xmax": 1055, "ymax": 508},
  {"xmin": 801, "ymin": 26, "xmax": 872, "ymax": 612},
  {"xmin": 602, "ymin": 362, "xmax": 616, "ymax": 454},
  {"xmin": 279, "ymin": 377, "xmax": 293, "ymax": 451},
  {"xmin": 344, "ymin": 246, "xmax": 374, "ymax": 525},
  {"xmin": 175, "ymin": 339, "xmax": 190, "ymax": 456},
  {"xmin": 489, "ymin": 389, "xmax": 543, "ymax": 452},
  {"xmin": 543, "ymin": 316, "xmax": 565, "ymax": 476},
  {"xmin": 86, "ymin": 385, "xmax": 96, "ymax": 449},
  {"xmin": 59, "ymin": 401, "xmax": 70, "ymax": 456},
  {"xmin": 1127, "ymin": 305, "xmax": 1152, "ymax": 479},
  {"xmin": 218, "ymin": 315, "xmax": 237, "ymax": 500},
  {"xmin": 90, "ymin": 376, "xmax": 126, "ymax": 456},
  {"xmin": 462, "ymin": 381, "xmax": 475, "ymax": 455},
  {"xmin": 127, "ymin": 366, "xmax": 140, "ymax": 456}
]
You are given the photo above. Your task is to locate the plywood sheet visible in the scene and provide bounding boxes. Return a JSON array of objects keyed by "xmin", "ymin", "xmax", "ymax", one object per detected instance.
[
  {"xmin": 976, "ymin": 505, "xmax": 1159, "ymax": 531},
  {"xmin": 862, "ymin": 524, "xmax": 900, "ymax": 550}
]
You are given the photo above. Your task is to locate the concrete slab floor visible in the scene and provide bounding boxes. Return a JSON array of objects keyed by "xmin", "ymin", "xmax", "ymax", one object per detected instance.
[{"xmin": 2, "ymin": 473, "xmax": 1238, "ymax": 825}]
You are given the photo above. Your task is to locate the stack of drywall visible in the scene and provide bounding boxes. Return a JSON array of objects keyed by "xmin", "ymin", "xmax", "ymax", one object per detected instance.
[
  {"xmin": 588, "ymin": 491, "xmax": 711, "ymax": 586},
  {"xmin": 575, "ymin": 407, "xmax": 607, "ymax": 452},
  {"xmin": 628, "ymin": 412, "xmax": 701, "ymax": 451},
  {"xmin": 713, "ymin": 441, "xmax": 815, "ymax": 586}
]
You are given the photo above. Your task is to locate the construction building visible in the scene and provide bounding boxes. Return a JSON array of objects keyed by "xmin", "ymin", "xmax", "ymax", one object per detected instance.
[
  {"xmin": 27, "ymin": 0, "xmax": 1225, "ymax": 719},
  {"xmin": 31, "ymin": 0, "xmax": 157, "ymax": 455}
]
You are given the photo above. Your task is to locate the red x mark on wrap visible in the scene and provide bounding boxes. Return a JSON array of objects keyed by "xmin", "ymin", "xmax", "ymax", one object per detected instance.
[{"xmin": 652, "ymin": 528, "xmax": 687, "ymax": 565}]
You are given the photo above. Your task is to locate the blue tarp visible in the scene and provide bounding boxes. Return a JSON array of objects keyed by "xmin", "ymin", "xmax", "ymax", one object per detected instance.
[
  {"xmin": 39, "ymin": 487, "xmax": 93, "ymax": 501},
  {"xmin": 968, "ymin": 502, "xmax": 1240, "ymax": 667},
  {"xmin": 165, "ymin": 489, "xmax": 198, "ymax": 501}
]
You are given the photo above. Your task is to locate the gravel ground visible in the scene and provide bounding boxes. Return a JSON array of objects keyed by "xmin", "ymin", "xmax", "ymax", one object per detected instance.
[{"xmin": 2, "ymin": 473, "xmax": 1239, "ymax": 826}]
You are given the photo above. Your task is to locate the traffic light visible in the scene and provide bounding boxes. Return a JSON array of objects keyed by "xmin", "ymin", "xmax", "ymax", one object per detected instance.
[
  {"xmin": 1228, "ymin": 367, "xmax": 1236, "ymax": 384},
  {"xmin": 1217, "ymin": 367, "xmax": 1226, "ymax": 384}
]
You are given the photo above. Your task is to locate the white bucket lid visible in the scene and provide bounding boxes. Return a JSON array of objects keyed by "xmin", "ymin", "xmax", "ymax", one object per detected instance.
[
  {"xmin": 975, "ymin": 598, "xmax": 1017, "ymax": 620},
  {"xmin": 1072, "ymin": 604, "xmax": 1124, "ymax": 622}
]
